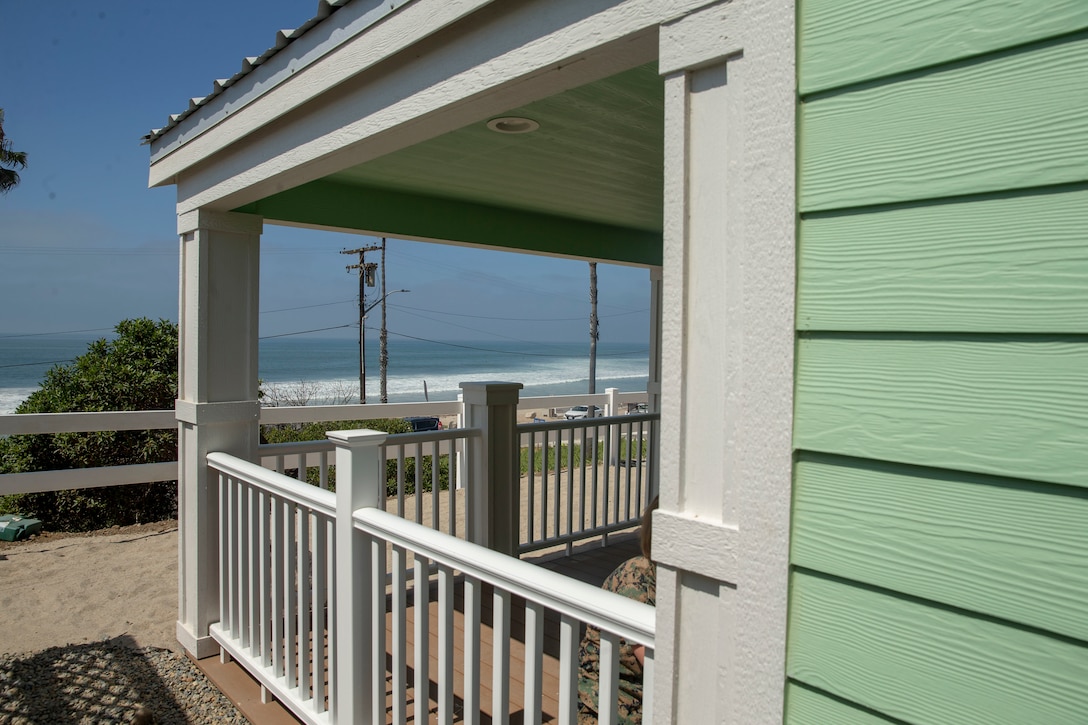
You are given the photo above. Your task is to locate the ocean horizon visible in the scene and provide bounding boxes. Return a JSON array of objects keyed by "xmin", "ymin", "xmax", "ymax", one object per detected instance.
[{"xmin": 0, "ymin": 335, "xmax": 649, "ymax": 414}]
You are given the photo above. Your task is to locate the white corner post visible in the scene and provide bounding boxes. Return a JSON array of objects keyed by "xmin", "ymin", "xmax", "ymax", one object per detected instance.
[
  {"xmin": 459, "ymin": 382, "xmax": 523, "ymax": 556},
  {"xmin": 327, "ymin": 428, "xmax": 387, "ymax": 724},
  {"xmin": 175, "ymin": 209, "xmax": 263, "ymax": 659},
  {"xmin": 654, "ymin": 1, "xmax": 796, "ymax": 724}
]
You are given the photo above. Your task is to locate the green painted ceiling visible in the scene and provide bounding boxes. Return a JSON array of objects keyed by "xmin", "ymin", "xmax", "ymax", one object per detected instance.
[{"xmin": 239, "ymin": 64, "xmax": 665, "ymax": 265}]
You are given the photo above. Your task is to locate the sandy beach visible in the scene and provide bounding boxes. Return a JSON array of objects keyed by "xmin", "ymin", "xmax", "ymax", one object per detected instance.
[{"xmin": 0, "ymin": 521, "xmax": 181, "ymax": 656}]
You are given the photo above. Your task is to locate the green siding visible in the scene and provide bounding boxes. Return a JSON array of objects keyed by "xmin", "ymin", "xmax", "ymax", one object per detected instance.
[
  {"xmin": 785, "ymin": 683, "xmax": 902, "ymax": 725},
  {"xmin": 800, "ymin": 34, "xmax": 1088, "ymax": 212},
  {"xmin": 800, "ymin": 0, "xmax": 1088, "ymax": 94},
  {"xmin": 794, "ymin": 3, "xmax": 1088, "ymax": 722},
  {"xmin": 793, "ymin": 337, "xmax": 1088, "ymax": 487},
  {"xmin": 788, "ymin": 572, "xmax": 1088, "ymax": 725},
  {"xmin": 797, "ymin": 187, "xmax": 1088, "ymax": 332},
  {"xmin": 793, "ymin": 454, "xmax": 1088, "ymax": 641}
]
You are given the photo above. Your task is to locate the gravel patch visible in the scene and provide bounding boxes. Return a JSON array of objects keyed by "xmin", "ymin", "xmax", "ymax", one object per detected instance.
[{"xmin": 0, "ymin": 639, "xmax": 248, "ymax": 724}]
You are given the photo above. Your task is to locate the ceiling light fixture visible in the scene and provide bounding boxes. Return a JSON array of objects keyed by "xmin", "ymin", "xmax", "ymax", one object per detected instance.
[{"xmin": 486, "ymin": 116, "xmax": 540, "ymax": 134}]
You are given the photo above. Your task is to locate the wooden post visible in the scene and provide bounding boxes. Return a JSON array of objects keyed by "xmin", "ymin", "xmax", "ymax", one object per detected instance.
[
  {"xmin": 327, "ymin": 428, "xmax": 387, "ymax": 724},
  {"xmin": 175, "ymin": 210, "xmax": 262, "ymax": 660},
  {"xmin": 459, "ymin": 382, "xmax": 523, "ymax": 556}
]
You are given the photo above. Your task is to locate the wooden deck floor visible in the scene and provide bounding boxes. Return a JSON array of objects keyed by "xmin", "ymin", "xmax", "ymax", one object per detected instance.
[{"xmin": 196, "ymin": 531, "xmax": 640, "ymax": 724}]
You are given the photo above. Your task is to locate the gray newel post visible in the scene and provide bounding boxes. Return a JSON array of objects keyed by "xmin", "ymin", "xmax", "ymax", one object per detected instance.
[
  {"xmin": 460, "ymin": 382, "xmax": 523, "ymax": 556},
  {"xmin": 327, "ymin": 429, "xmax": 387, "ymax": 725}
]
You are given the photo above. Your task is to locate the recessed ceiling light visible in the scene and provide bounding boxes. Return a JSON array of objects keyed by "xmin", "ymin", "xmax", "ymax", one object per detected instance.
[{"xmin": 486, "ymin": 116, "xmax": 540, "ymax": 134}]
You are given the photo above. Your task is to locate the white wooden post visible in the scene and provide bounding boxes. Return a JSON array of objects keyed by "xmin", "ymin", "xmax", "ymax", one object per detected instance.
[
  {"xmin": 655, "ymin": 2, "xmax": 796, "ymax": 723},
  {"xmin": 456, "ymin": 392, "xmax": 466, "ymax": 491},
  {"xmin": 327, "ymin": 429, "xmax": 387, "ymax": 724},
  {"xmin": 459, "ymin": 382, "xmax": 522, "ymax": 556},
  {"xmin": 607, "ymin": 387, "xmax": 621, "ymax": 466},
  {"xmin": 175, "ymin": 210, "xmax": 262, "ymax": 660},
  {"xmin": 605, "ymin": 387, "xmax": 620, "ymax": 417}
]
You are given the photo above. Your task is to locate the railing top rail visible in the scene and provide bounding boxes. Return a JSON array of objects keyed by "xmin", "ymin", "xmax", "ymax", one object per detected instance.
[
  {"xmin": 517, "ymin": 412, "xmax": 659, "ymax": 434},
  {"xmin": 354, "ymin": 507, "xmax": 655, "ymax": 644},
  {"xmin": 259, "ymin": 400, "xmax": 461, "ymax": 425},
  {"xmin": 0, "ymin": 409, "xmax": 176, "ymax": 436},
  {"xmin": 258, "ymin": 439, "xmax": 336, "ymax": 457},
  {"xmin": 208, "ymin": 451, "xmax": 336, "ymax": 517},
  {"xmin": 382, "ymin": 427, "xmax": 480, "ymax": 446}
]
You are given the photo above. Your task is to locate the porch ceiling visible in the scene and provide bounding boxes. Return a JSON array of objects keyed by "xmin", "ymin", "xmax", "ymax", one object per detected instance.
[{"xmin": 234, "ymin": 64, "xmax": 664, "ymax": 266}]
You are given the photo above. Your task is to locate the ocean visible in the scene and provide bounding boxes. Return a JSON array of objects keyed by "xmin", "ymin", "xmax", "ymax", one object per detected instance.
[{"xmin": 0, "ymin": 335, "xmax": 649, "ymax": 414}]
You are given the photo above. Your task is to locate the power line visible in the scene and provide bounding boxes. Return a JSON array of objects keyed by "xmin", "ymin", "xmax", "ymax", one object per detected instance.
[
  {"xmin": 388, "ymin": 303, "xmax": 648, "ymax": 322},
  {"xmin": 0, "ymin": 359, "xmax": 75, "ymax": 370},
  {"xmin": 259, "ymin": 324, "xmax": 355, "ymax": 340},
  {"xmin": 385, "ymin": 328, "xmax": 647, "ymax": 357},
  {"xmin": 260, "ymin": 299, "xmax": 355, "ymax": 314},
  {"xmin": 0, "ymin": 327, "xmax": 115, "ymax": 340}
]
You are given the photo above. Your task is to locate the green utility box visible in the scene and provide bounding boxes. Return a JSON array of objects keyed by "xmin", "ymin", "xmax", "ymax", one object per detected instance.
[{"xmin": 0, "ymin": 515, "xmax": 43, "ymax": 542}]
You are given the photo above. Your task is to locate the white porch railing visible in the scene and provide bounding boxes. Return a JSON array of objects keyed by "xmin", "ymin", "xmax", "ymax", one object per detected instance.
[
  {"xmin": 209, "ymin": 427, "xmax": 655, "ymax": 725},
  {"xmin": 518, "ymin": 412, "xmax": 657, "ymax": 555}
]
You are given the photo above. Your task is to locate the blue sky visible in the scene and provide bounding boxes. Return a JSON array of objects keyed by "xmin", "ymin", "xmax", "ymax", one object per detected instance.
[{"xmin": 0, "ymin": 1, "xmax": 652, "ymax": 344}]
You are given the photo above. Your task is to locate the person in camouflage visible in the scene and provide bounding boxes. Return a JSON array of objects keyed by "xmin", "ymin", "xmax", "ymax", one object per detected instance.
[{"xmin": 577, "ymin": 496, "xmax": 658, "ymax": 724}]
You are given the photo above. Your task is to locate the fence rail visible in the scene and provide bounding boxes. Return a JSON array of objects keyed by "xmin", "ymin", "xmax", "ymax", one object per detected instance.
[{"xmin": 518, "ymin": 412, "xmax": 658, "ymax": 555}]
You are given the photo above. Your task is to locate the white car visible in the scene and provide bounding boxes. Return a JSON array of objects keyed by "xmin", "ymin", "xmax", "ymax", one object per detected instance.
[{"xmin": 564, "ymin": 405, "xmax": 602, "ymax": 420}]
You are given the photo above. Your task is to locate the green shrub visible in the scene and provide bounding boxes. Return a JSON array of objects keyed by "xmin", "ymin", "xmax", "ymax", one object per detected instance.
[
  {"xmin": 0, "ymin": 319, "xmax": 179, "ymax": 531},
  {"xmin": 261, "ymin": 417, "xmax": 451, "ymax": 496}
]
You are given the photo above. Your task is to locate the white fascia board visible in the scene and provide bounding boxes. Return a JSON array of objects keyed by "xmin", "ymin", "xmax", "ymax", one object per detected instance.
[
  {"xmin": 155, "ymin": 0, "xmax": 723, "ymax": 213},
  {"xmin": 149, "ymin": 0, "xmax": 498, "ymax": 181}
]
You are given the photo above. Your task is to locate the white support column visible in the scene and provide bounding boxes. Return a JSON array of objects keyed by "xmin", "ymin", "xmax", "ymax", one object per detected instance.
[
  {"xmin": 459, "ymin": 381, "xmax": 523, "ymax": 556},
  {"xmin": 655, "ymin": 1, "xmax": 796, "ymax": 723},
  {"xmin": 327, "ymin": 428, "xmax": 388, "ymax": 724},
  {"xmin": 175, "ymin": 209, "xmax": 263, "ymax": 659}
]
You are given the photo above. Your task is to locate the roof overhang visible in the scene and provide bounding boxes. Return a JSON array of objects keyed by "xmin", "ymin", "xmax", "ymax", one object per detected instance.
[{"xmin": 148, "ymin": 0, "xmax": 717, "ymax": 265}]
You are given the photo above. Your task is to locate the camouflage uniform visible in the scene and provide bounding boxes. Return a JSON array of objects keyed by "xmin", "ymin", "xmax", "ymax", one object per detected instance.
[{"xmin": 577, "ymin": 556, "xmax": 656, "ymax": 724}]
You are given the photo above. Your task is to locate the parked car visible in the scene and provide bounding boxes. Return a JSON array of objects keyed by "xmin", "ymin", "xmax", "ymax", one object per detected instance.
[
  {"xmin": 563, "ymin": 405, "xmax": 602, "ymax": 420},
  {"xmin": 627, "ymin": 402, "xmax": 649, "ymax": 415},
  {"xmin": 404, "ymin": 416, "xmax": 442, "ymax": 432}
]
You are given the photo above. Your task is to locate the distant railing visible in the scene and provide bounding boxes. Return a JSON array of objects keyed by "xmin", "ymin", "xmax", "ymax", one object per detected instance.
[
  {"xmin": 257, "ymin": 427, "xmax": 479, "ymax": 540},
  {"xmin": 0, "ymin": 391, "xmax": 644, "ymax": 496},
  {"xmin": 518, "ymin": 412, "xmax": 658, "ymax": 555}
]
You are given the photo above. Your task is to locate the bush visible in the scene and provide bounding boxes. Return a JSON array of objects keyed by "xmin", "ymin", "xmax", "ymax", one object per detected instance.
[
  {"xmin": 261, "ymin": 417, "xmax": 451, "ymax": 496},
  {"xmin": 0, "ymin": 319, "xmax": 179, "ymax": 531}
]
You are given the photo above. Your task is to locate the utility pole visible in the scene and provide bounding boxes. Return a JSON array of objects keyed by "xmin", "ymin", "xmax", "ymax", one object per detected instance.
[
  {"xmin": 342, "ymin": 244, "xmax": 382, "ymax": 403},
  {"xmin": 589, "ymin": 261, "xmax": 599, "ymax": 399},
  {"xmin": 379, "ymin": 238, "xmax": 390, "ymax": 403}
]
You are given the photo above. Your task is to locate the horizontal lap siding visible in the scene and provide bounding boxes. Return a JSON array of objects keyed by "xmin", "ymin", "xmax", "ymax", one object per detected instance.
[
  {"xmin": 784, "ymin": 683, "xmax": 899, "ymax": 725},
  {"xmin": 793, "ymin": 337, "xmax": 1088, "ymax": 487},
  {"xmin": 797, "ymin": 187, "xmax": 1088, "ymax": 332},
  {"xmin": 787, "ymin": 572, "xmax": 1088, "ymax": 725},
  {"xmin": 800, "ymin": 0, "xmax": 1088, "ymax": 95},
  {"xmin": 792, "ymin": 454, "xmax": 1088, "ymax": 642},
  {"xmin": 800, "ymin": 35, "xmax": 1088, "ymax": 213},
  {"xmin": 792, "ymin": 3, "xmax": 1088, "ymax": 723}
]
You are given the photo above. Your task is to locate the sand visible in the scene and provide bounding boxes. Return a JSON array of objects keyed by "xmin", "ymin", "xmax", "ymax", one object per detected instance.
[{"xmin": 0, "ymin": 521, "xmax": 181, "ymax": 656}]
